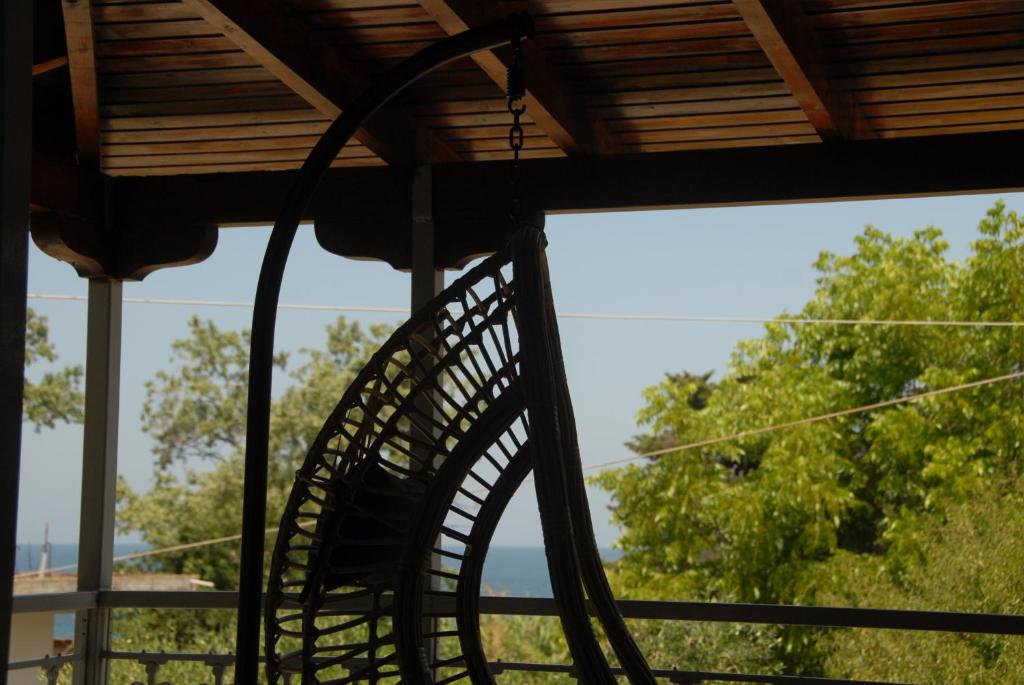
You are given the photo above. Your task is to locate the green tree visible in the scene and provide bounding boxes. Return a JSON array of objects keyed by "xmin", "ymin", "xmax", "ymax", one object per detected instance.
[
  {"xmin": 118, "ymin": 315, "xmax": 392, "ymax": 588},
  {"xmin": 820, "ymin": 480, "xmax": 1024, "ymax": 682},
  {"xmin": 595, "ymin": 202, "xmax": 1024, "ymax": 673},
  {"xmin": 113, "ymin": 316, "xmax": 391, "ymax": 682},
  {"xmin": 23, "ymin": 308, "xmax": 83, "ymax": 430}
]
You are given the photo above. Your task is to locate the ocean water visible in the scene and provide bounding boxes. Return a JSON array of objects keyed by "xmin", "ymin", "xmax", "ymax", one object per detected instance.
[{"xmin": 14, "ymin": 544, "xmax": 621, "ymax": 639}]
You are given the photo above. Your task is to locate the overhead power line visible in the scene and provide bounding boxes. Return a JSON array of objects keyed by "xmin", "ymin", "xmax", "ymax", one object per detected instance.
[
  {"xmin": 17, "ymin": 370, "xmax": 1023, "ymax": 577},
  {"xmin": 27, "ymin": 293, "xmax": 1024, "ymax": 328},
  {"xmin": 580, "ymin": 369, "xmax": 1024, "ymax": 473}
]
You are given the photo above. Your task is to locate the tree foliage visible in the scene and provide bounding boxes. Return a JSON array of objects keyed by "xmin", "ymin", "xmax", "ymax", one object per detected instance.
[
  {"xmin": 23, "ymin": 308, "xmax": 83, "ymax": 430},
  {"xmin": 118, "ymin": 315, "xmax": 392, "ymax": 589},
  {"xmin": 595, "ymin": 202, "xmax": 1024, "ymax": 674}
]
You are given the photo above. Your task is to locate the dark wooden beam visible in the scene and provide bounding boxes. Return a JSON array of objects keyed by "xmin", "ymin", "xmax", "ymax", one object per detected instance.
[
  {"xmin": 1, "ymin": 2, "xmax": 33, "ymax": 677},
  {"xmin": 417, "ymin": 0, "xmax": 620, "ymax": 155},
  {"xmin": 30, "ymin": 153, "xmax": 217, "ymax": 280},
  {"xmin": 732, "ymin": 0, "xmax": 873, "ymax": 141},
  {"xmin": 111, "ymin": 131, "xmax": 1024, "ymax": 268},
  {"xmin": 31, "ymin": 152, "xmax": 101, "ymax": 220},
  {"xmin": 61, "ymin": 0, "xmax": 100, "ymax": 165},
  {"xmin": 183, "ymin": 0, "xmax": 460, "ymax": 165}
]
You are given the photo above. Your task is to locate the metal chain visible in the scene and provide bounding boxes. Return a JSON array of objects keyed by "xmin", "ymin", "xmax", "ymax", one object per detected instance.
[{"xmin": 507, "ymin": 37, "xmax": 526, "ymax": 226}]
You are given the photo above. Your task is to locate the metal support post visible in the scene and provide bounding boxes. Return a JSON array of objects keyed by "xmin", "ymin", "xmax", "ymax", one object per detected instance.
[
  {"xmin": 72, "ymin": 280, "xmax": 123, "ymax": 685},
  {"xmin": 411, "ymin": 166, "xmax": 444, "ymax": 310},
  {"xmin": 410, "ymin": 165, "xmax": 444, "ymax": 670},
  {"xmin": 0, "ymin": 1, "xmax": 33, "ymax": 680}
]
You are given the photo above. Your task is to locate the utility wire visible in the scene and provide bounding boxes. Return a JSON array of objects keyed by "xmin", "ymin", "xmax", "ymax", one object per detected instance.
[
  {"xmin": 578, "ymin": 369, "xmax": 1024, "ymax": 473},
  {"xmin": 27, "ymin": 293, "xmax": 1024, "ymax": 328},
  {"xmin": 17, "ymin": 370, "xmax": 1023, "ymax": 578}
]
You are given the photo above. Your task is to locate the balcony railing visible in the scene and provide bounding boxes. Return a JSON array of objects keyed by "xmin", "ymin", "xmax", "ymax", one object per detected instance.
[{"xmin": 9, "ymin": 591, "xmax": 1024, "ymax": 684}]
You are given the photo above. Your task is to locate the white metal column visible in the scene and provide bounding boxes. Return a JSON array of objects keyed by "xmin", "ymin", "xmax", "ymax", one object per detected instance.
[
  {"xmin": 72, "ymin": 280, "xmax": 122, "ymax": 685},
  {"xmin": 0, "ymin": 1, "xmax": 33, "ymax": 680}
]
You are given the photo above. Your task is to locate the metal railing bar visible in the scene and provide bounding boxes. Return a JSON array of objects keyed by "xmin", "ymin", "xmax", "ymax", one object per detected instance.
[
  {"xmin": 11, "ymin": 591, "xmax": 97, "ymax": 614},
  {"xmin": 99, "ymin": 653, "xmax": 910, "ymax": 685},
  {"xmin": 12, "ymin": 591, "xmax": 1024, "ymax": 636},
  {"xmin": 6, "ymin": 653, "xmax": 79, "ymax": 671},
  {"xmin": 494, "ymin": 661, "xmax": 910, "ymax": 684},
  {"xmin": 98, "ymin": 589, "xmax": 240, "ymax": 610},
  {"xmin": 103, "ymin": 651, "xmax": 239, "ymax": 665}
]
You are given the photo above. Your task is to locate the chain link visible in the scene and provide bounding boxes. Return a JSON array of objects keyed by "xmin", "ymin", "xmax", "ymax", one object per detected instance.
[{"xmin": 507, "ymin": 37, "xmax": 526, "ymax": 226}]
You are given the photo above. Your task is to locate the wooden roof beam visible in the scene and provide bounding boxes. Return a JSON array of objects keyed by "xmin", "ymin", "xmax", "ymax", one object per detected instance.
[
  {"xmin": 417, "ymin": 0, "xmax": 621, "ymax": 155},
  {"xmin": 33, "ymin": 55, "xmax": 69, "ymax": 77},
  {"xmin": 183, "ymin": 0, "xmax": 461, "ymax": 165},
  {"xmin": 732, "ymin": 0, "xmax": 874, "ymax": 141},
  {"xmin": 61, "ymin": 0, "xmax": 100, "ymax": 167}
]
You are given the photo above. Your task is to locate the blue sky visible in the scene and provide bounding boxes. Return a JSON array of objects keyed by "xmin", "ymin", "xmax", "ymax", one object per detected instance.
[{"xmin": 17, "ymin": 191, "xmax": 1024, "ymax": 549}]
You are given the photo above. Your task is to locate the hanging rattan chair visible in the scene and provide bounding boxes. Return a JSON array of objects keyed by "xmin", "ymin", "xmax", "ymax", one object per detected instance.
[
  {"xmin": 264, "ymin": 226, "xmax": 655, "ymax": 684},
  {"xmin": 235, "ymin": 15, "xmax": 657, "ymax": 685}
]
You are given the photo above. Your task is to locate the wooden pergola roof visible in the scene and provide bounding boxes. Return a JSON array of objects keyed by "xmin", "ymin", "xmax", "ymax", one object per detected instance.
[
  {"xmin": 37, "ymin": 0, "xmax": 1024, "ymax": 174},
  {"xmin": 27, "ymin": 0, "xmax": 1024, "ymax": 276}
]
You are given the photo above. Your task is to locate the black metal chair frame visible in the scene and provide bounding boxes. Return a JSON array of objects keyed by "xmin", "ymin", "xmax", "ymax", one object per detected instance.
[{"xmin": 239, "ymin": 16, "xmax": 656, "ymax": 685}]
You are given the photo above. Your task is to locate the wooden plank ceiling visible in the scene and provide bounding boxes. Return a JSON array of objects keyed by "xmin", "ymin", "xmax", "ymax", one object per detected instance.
[{"xmin": 66, "ymin": 0, "xmax": 1024, "ymax": 176}]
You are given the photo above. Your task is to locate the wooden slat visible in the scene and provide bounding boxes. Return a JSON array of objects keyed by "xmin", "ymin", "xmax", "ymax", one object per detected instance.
[
  {"xmin": 62, "ymin": 0, "xmax": 101, "ymax": 166},
  {"xmin": 106, "ymin": 157, "xmax": 386, "ymax": 176},
  {"xmin": 858, "ymin": 78, "xmax": 1024, "ymax": 104},
  {"xmin": 863, "ymin": 93, "xmax": 1024, "ymax": 118},
  {"xmin": 416, "ymin": 111, "xmax": 537, "ymax": 128},
  {"xmin": 92, "ymin": 2, "xmax": 198, "ymax": 23},
  {"xmin": 533, "ymin": 4, "xmax": 742, "ymax": 31},
  {"xmin": 622, "ymin": 135, "xmax": 817, "ymax": 153},
  {"xmin": 536, "ymin": 20, "xmax": 752, "ymax": 49},
  {"xmin": 433, "ymin": 124, "xmax": 545, "ymax": 140},
  {"xmin": 559, "ymin": 52, "xmax": 772, "ymax": 79},
  {"xmin": 732, "ymin": 0, "xmax": 873, "ymax": 140},
  {"xmin": 845, "ymin": 64, "xmax": 1024, "ymax": 89},
  {"xmin": 97, "ymin": 52, "xmax": 256, "ymax": 73},
  {"xmin": 608, "ymin": 109, "xmax": 811, "ymax": 132},
  {"xmin": 102, "ymin": 66, "xmax": 277, "ymax": 89},
  {"xmin": 182, "ymin": 0, "xmax": 459, "ymax": 163},
  {"xmin": 821, "ymin": 14, "xmax": 1024, "ymax": 47},
  {"xmin": 599, "ymin": 95, "xmax": 801, "ymax": 119},
  {"xmin": 94, "ymin": 19, "xmax": 218, "ymax": 40},
  {"xmin": 321, "ymin": 22, "xmax": 446, "ymax": 44},
  {"xmin": 448, "ymin": 137, "xmax": 556, "ymax": 153},
  {"xmin": 878, "ymin": 121, "xmax": 1024, "ymax": 139},
  {"xmin": 551, "ymin": 36, "xmax": 764, "ymax": 64},
  {"xmin": 103, "ymin": 136, "xmax": 369, "ymax": 156},
  {"xmin": 871, "ymin": 108, "xmax": 1024, "ymax": 130},
  {"xmin": 422, "ymin": 0, "xmax": 620, "ymax": 155},
  {"xmin": 102, "ymin": 109, "xmax": 326, "ymax": 130},
  {"xmin": 102, "ymin": 147, "xmax": 373, "ymax": 168},
  {"xmin": 100, "ymin": 80, "xmax": 294, "ymax": 104},
  {"xmin": 101, "ymin": 121, "xmax": 331, "ymax": 143},
  {"xmin": 810, "ymin": 1, "xmax": 1024, "ymax": 29},
  {"xmin": 835, "ymin": 48, "xmax": 1024, "ymax": 77},
  {"xmin": 33, "ymin": 55, "xmax": 69, "ymax": 76},
  {"xmin": 532, "ymin": 0, "xmax": 732, "ymax": 12},
  {"xmin": 462, "ymin": 148, "xmax": 564, "ymax": 161},
  {"xmin": 296, "ymin": 6, "xmax": 430, "ymax": 28},
  {"xmin": 94, "ymin": 36, "xmax": 238, "ymax": 57},
  {"xmin": 576, "ymin": 67, "xmax": 783, "ymax": 93},
  {"xmin": 828, "ymin": 30, "xmax": 1024, "ymax": 60},
  {"xmin": 617, "ymin": 122, "xmax": 816, "ymax": 143},
  {"xmin": 581, "ymin": 82, "xmax": 794, "ymax": 107},
  {"xmin": 99, "ymin": 95, "xmax": 309, "ymax": 117}
]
